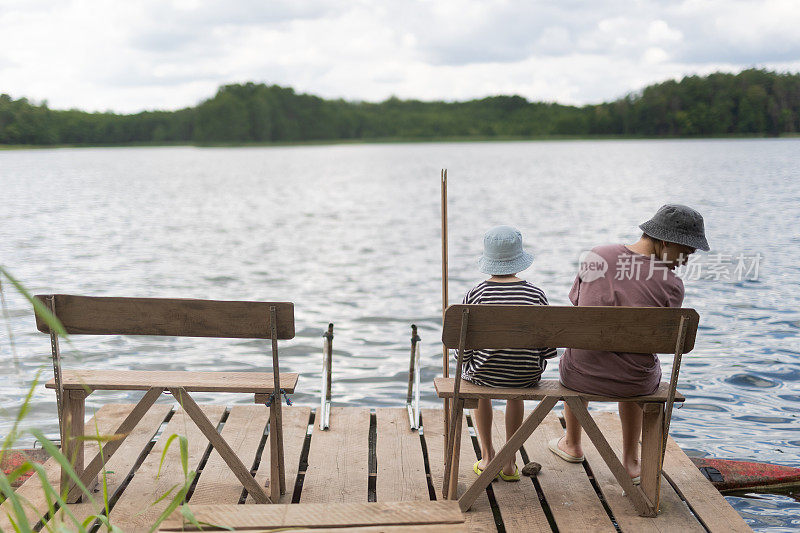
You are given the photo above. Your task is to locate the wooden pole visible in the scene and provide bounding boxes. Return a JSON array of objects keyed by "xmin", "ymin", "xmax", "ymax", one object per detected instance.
[
  {"xmin": 46, "ymin": 296, "xmax": 65, "ymax": 444},
  {"xmin": 406, "ymin": 325, "xmax": 417, "ymax": 405},
  {"xmin": 443, "ymin": 308, "xmax": 469, "ymax": 499},
  {"xmin": 269, "ymin": 306, "xmax": 286, "ymax": 498},
  {"xmin": 319, "ymin": 323, "xmax": 333, "ymax": 430},
  {"xmin": 440, "ymin": 169, "xmax": 450, "ymax": 462},
  {"xmin": 662, "ymin": 316, "xmax": 688, "ymax": 461},
  {"xmin": 406, "ymin": 324, "xmax": 421, "ymax": 428},
  {"xmin": 325, "ymin": 323, "xmax": 333, "ymax": 407}
]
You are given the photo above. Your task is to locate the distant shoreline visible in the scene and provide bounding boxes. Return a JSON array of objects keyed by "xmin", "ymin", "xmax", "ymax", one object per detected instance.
[
  {"xmin": 3, "ymin": 70, "xmax": 799, "ymax": 146},
  {"xmin": 3, "ymin": 133, "xmax": 798, "ymax": 151}
]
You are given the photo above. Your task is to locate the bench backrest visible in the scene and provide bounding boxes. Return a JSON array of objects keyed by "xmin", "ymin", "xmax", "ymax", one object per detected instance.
[
  {"xmin": 442, "ymin": 305, "xmax": 698, "ymax": 354},
  {"xmin": 34, "ymin": 294, "xmax": 295, "ymax": 339}
]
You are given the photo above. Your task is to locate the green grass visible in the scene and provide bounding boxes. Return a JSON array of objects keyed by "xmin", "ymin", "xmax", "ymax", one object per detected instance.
[{"xmin": 0, "ymin": 267, "xmax": 209, "ymax": 532}]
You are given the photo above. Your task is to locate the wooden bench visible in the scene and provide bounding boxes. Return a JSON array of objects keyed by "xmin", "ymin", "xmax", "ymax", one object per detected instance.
[
  {"xmin": 36, "ymin": 294, "xmax": 299, "ymax": 505},
  {"xmin": 435, "ymin": 304, "xmax": 699, "ymax": 517}
]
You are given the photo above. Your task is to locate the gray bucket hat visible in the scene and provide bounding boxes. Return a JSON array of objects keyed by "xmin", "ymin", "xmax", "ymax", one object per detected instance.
[
  {"xmin": 639, "ymin": 204, "xmax": 710, "ymax": 251},
  {"xmin": 478, "ymin": 225, "xmax": 534, "ymax": 275}
]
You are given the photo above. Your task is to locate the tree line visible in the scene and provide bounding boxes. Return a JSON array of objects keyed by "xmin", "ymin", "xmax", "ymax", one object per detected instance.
[{"xmin": 1, "ymin": 69, "xmax": 798, "ymax": 146}]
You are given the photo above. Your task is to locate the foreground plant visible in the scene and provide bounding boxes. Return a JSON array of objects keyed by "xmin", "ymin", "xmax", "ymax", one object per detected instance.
[
  {"xmin": 1, "ymin": 267, "xmax": 208, "ymax": 532},
  {"xmin": 1, "ymin": 375, "xmax": 101, "ymax": 532}
]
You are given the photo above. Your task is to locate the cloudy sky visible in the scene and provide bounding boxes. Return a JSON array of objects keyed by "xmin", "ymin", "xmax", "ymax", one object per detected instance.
[{"xmin": 1, "ymin": 0, "xmax": 799, "ymax": 113}]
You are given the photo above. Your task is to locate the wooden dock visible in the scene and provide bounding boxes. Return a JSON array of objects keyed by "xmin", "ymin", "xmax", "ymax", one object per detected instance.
[{"xmin": 2, "ymin": 404, "xmax": 752, "ymax": 532}]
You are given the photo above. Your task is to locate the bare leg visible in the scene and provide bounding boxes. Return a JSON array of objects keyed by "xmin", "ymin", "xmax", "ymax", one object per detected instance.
[
  {"xmin": 504, "ymin": 399, "xmax": 523, "ymax": 475},
  {"xmin": 474, "ymin": 399, "xmax": 494, "ymax": 469},
  {"xmin": 619, "ymin": 401, "xmax": 643, "ymax": 478},
  {"xmin": 559, "ymin": 400, "xmax": 587, "ymax": 458}
]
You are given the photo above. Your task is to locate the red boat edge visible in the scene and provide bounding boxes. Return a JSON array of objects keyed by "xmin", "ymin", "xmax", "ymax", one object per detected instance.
[
  {"xmin": 691, "ymin": 457, "xmax": 800, "ymax": 494},
  {"xmin": 1, "ymin": 448, "xmax": 51, "ymax": 488}
]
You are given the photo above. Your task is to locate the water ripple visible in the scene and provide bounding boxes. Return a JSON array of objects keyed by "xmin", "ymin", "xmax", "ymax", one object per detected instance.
[{"xmin": 2, "ymin": 140, "xmax": 800, "ymax": 530}]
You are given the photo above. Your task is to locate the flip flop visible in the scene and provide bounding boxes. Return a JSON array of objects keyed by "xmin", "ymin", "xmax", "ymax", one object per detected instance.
[
  {"xmin": 473, "ymin": 461, "xmax": 500, "ymax": 480},
  {"xmin": 498, "ymin": 466, "xmax": 520, "ymax": 482},
  {"xmin": 548, "ymin": 437, "xmax": 585, "ymax": 463}
]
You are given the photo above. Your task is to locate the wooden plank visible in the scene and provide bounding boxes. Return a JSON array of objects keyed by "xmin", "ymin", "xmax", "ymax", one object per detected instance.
[
  {"xmin": 589, "ymin": 412, "xmax": 705, "ymax": 533},
  {"xmin": 442, "ymin": 305, "xmax": 698, "ymax": 353},
  {"xmin": 422, "ymin": 408, "xmax": 496, "ymax": 533},
  {"xmin": 108, "ymin": 405, "xmax": 226, "ymax": 532},
  {"xmin": 189, "ymin": 405, "xmax": 267, "ymax": 504},
  {"xmin": 565, "ymin": 397, "xmax": 653, "ymax": 516},
  {"xmin": 247, "ymin": 406, "xmax": 311, "ymax": 504},
  {"xmin": 168, "ymin": 389, "xmax": 269, "ymax": 503},
  {"xmin": 523, "ymin": 411, "xmax": 616, "ymax": 532},
  {"xmin": 661, "ymin": 432, "xmax": 753, "ymax": 532},
  {"xmin": 183, "ymin": 525, "xmax": 468, "ymax": 533},
  {"xmin": 458, "ymin": 397, "xmax": 557, "ymax": 513},
  {"xmin": 35, "ymin": 295, "xmax": 295, "ymax": 339},
  {"xmin": 477, "ymin": 408, "xmax": 550, "ymax": 533},
  {"xmin": 300, "ymin": 407, "xmax": 370, "ymax": 503},
  {"xmin": 0, "ymin": 404, "xmax": 138, "ymax": 532},
  {"xmin": 175, "ymin": 526, "xmax": 468, "ymax": 532},
  {"xmin": 375, "ymin": 408, "xmax": 428, "ymax": 502},
  {"xmin": 46, "ymin": 370, "xmax": 298, "ymax": 393},
  {"xmin": 435, "ymin": 378, "xmax": 685, "ymax": 403},
  {"xmin": 160, "ymin": 501, "xmax": 464, "ymax": 530},
  {"xmin": 67, "ymin": 387, "xmax": 164, "ymax": 502},
  {"xmin": 59, "ymin": 403, "xmax": 174, "ymax": 527}
]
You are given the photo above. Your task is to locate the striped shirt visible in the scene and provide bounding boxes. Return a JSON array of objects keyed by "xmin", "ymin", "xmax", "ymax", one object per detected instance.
[{"xmin": 459, "ymin": 280, "xmax": 557, "ymax": 388}]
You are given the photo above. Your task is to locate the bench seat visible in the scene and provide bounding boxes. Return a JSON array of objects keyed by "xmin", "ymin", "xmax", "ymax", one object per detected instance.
[
  {"xmin": 46, "ymin": 369, "xmax": 298, "ymax": 394},
  {"xmin": 434, "ymin": 377, "xmax": 684, "ymax": 405}
]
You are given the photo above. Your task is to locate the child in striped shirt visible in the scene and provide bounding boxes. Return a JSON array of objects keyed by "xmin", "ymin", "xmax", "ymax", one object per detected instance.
[{"xmin": 463, "ymin": 225, "xmax": 557, "ymax": 481}]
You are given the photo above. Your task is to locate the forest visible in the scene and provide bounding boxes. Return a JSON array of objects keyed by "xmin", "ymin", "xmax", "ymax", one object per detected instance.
[{"xmin": 1, "ymin": 69, "xmax": 798, "ymax": 146}]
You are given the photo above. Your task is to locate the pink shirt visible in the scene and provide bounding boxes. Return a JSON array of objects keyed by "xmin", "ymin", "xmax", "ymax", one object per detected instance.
[{"xmin": 558, "ymin": 244, "xmax": 685, "ymax": 397}]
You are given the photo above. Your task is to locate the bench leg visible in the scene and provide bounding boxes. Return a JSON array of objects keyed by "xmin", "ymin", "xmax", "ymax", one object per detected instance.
[
  {"xmin": 443, "ymin": 397, "xmax": 451, "ymax": 465},
  {"xmin": 458, "ymin": 396, "xmax": 557, "ymax": 512},
  {"xmin": 66, "ymin": 387, "xmax": 163, "ymax": 503},
  {"xmin": 269, "ymin": 403, "xmax": 286, "ymax": 501},
  {"xmin": 61, "ymin": 389, "xmax": 90, "ymax": 503},
  {"xmin": 564, "ymin": 397, "xmax": 656, "ymax": 517},
  {"xmin": 641, "ymin": 403, "xmax": 665, "ymax": 513},
  {"xmin": 444, "ymin": 399, "xmax": 464, "ymax": 499},
  {"xmin": 169, "ymin": 387, "xmax": 272, "ymax": 504}
]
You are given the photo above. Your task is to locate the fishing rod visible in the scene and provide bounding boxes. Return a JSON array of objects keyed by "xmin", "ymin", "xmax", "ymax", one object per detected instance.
[{"xmin": 441, "ymin": 168, "xmax": 449, "ymax": 460}]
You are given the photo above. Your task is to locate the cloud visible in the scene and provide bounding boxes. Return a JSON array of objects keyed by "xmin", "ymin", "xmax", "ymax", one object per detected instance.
[
  {"xmin": 670, "ymin": 0, "xmax": 800, "ymax": 64},
  {"xmin": 129, "ymin": 27, "xmax": 204, "ymax": 54},
  {"xmin": 0, "ymin": 0, "xmax": 798, "ymax": 113},
  {"xmin": 126, "ymin": 0, "xmax": 341, "ymax": 53}
]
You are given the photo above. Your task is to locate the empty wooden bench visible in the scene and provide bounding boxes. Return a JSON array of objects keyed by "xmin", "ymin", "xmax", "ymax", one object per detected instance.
[
  {"xmin": 434, "ymin": 304, "xmax": 699, "ymax": 517},
  {"xmin": 35, "ymin": 294, "xmax": 298, "ymax": 504}
]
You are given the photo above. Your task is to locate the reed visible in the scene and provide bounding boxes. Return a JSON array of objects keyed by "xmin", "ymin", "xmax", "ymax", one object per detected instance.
[{"xmin": 0, "ymin": 267, "xmax": 208, "ymax": 532}]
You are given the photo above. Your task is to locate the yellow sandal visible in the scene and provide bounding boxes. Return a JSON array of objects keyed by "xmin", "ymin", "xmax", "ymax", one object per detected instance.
[
  {"xmin": 473, "ymin": 461, "xmax": 500, "ymax": 480},
  {"xmin": 498, "ymin": 466, "xmax": 520, "ymax": 482}
]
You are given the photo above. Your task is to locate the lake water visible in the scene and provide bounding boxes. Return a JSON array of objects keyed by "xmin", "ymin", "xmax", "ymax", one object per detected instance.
[{"xmin": 2, "ymin": 139, "xmax": 799, "ymax": 530}]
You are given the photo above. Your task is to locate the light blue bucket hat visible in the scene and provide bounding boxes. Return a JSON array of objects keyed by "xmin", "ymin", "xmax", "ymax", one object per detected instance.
[{"xmin": 478, "ymin": 225, "xmax": 534, "ymax": 275}]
